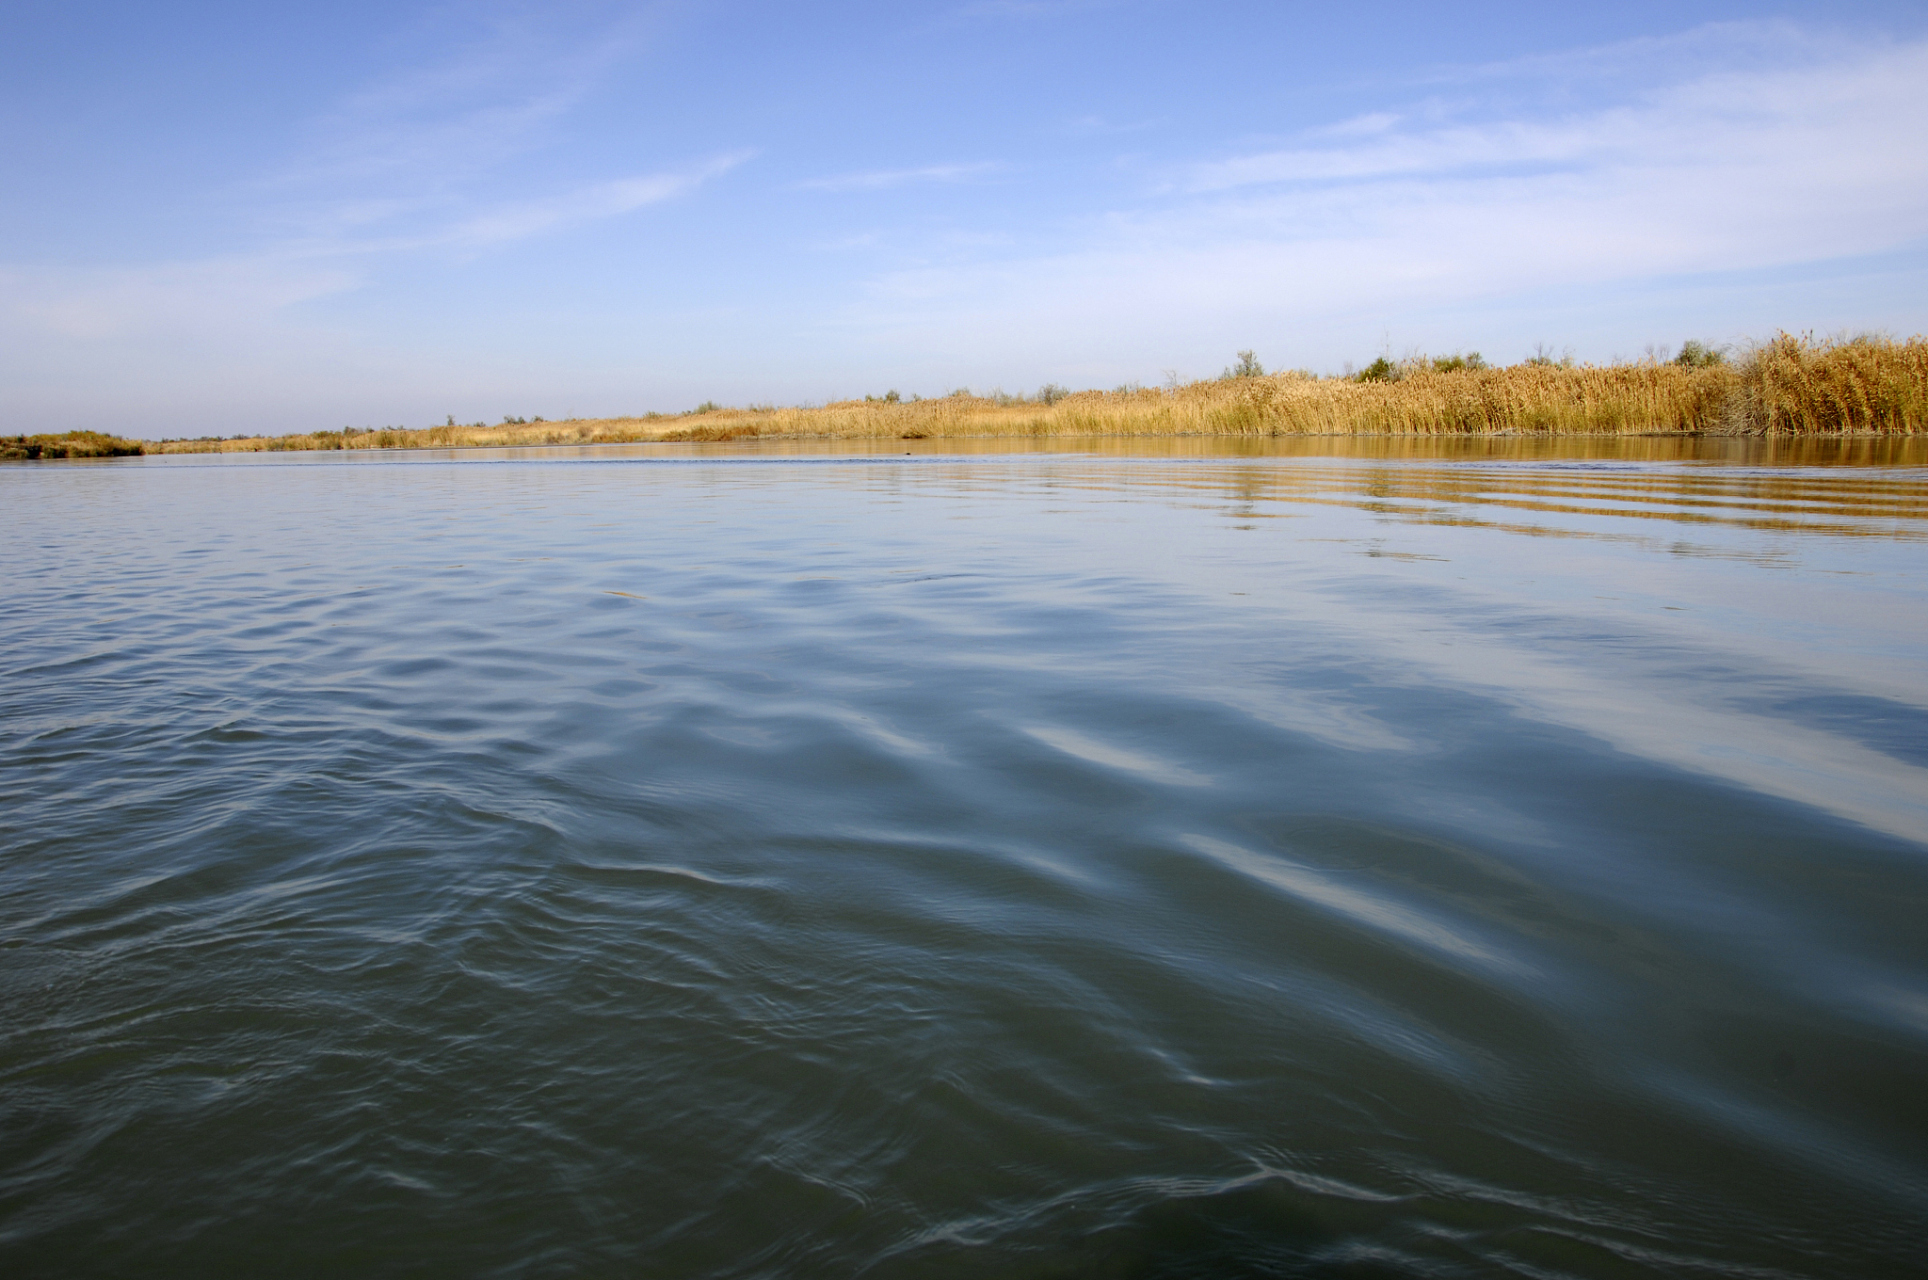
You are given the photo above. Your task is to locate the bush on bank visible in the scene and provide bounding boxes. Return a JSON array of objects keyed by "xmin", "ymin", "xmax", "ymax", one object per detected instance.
[{"xmin": 2, "ymin": 431, "xmax": 145, "ymax": 460}]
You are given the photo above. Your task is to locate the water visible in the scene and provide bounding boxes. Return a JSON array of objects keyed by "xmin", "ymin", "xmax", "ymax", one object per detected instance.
[{"xmin": 4, "ymin": 439, "xmax": 1926, "ymax": 1278}]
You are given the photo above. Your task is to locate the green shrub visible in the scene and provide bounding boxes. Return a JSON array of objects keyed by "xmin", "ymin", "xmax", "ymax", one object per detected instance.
[
  {"xmin": 1675, "ymin": 340, "xmax": 1727, "ymax": 368},
  {"xmin": 1222, "ymin": 350, "xmax": 1265, "ymax": 379}
]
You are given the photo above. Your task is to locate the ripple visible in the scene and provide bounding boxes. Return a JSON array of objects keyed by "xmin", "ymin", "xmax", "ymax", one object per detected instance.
[{"xmin": 2, "ymin": 444, "xmax": 1925, "ymax": 1277}]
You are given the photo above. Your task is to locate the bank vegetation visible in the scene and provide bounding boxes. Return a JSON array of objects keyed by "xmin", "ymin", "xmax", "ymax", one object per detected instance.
[
  {"xmin": 16, "ymin": 333, "xmax": 1926, "ymax": 459},
  {"xmin": 2, "ymin": 431, "xmax": 148, "ymax": 460}
]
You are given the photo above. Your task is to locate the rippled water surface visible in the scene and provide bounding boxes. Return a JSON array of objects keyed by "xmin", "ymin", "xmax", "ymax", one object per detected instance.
[{"xmin": 5, "ymin": 439, "xmax": 1927, "ymax": 1278}]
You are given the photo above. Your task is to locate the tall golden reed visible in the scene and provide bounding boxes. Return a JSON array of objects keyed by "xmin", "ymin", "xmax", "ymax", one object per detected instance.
[
  {"xmin": 1738, "ymin": 333, "xmax": 1928, "ymax": 433},
  {"xmin": 143, "ymin": 333, "xmax": 1928, "ymax": 454}
]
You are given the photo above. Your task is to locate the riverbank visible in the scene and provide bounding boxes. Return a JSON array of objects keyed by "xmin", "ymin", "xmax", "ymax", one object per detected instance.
[
  {"xmin": 2, "ymin": 431, "xmax": 148, "ymax": 460},
  {"xmin": 18, "ymin": 333, "xmax": 1928, "ymax": 458}
]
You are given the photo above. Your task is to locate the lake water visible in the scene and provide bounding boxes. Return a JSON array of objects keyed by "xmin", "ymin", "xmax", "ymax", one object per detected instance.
[{"xmin": 4, "ymin": 438, "xmax": 1927, "ymax": 1278}]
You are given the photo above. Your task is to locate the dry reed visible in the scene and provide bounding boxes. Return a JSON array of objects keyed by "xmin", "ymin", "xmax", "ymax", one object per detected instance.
[
  {"xmin": 3, "ymin": 431, "xmax": 145, "ymax": 460},
  {"xmin": 125, "ymin": 333, "xmax": 1928, "ymax": 456}
]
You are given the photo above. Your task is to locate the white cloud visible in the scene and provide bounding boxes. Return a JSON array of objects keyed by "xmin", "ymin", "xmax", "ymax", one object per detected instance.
[
  {"xmin": 9, "ymin": 14, "xmax": 1927, "ymax": 430},
  {"xmin": 1187, "ymin": 33, "xmax": 1928, "ymax": 192},
  {"xmin": 840, "ymin": 26, "xmax": 1928, "ymax": 362}
]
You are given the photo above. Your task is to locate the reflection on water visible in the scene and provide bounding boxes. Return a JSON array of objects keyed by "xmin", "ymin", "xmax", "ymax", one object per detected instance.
[
  {"xmin": 920, "ymin": 456, "xmax": 1928, "ymax": 541},
  {"xmin": 469, "ymin": 432, "xmax": 1928, "ymax": 466},
  {"xmin": 217, "ymin": 431, "xmax": 1928, "ymax": 467},
  {"xmin": 3, "ymin": 440, "xmax": 1926, "ymax": 1278}
]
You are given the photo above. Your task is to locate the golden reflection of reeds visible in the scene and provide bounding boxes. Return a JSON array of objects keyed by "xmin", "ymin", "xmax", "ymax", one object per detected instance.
[
  {"xmin": 902, "ymin": 454, "xmax": 1927, "ymax": 544},
  {"xmin": 1097, "ymin": 460, "xmax": 1928, "ymax": 541},
  {"xmin": 455, "ymin": 434, "xmax": 1928, "ymax": 467},
  {"xmin": 140, "ymin": 333, "xmax": 1928, "ymax": 456}
]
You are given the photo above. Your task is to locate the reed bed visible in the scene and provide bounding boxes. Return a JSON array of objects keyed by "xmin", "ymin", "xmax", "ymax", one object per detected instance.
[
  {"xmin": 112, "ymin": 333, "xmax": 1928, "ymax": 456},
  {"xmin": 1739, "ymin": 333, "xmax": 1928, "ymax": 433},
  {"xmin": 2, "ymin": 431, "xmax": 145, "ymax": 460}
]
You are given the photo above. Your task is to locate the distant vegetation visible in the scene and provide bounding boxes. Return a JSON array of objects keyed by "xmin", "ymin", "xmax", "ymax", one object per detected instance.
[
  {"xmin": 1223, "ymin": 350, "xmax": 1265, "ymax": 379},
  {"xmin": 2, "ymin": 431, "xmax": 144, "ymax": 460},
  {"xmin": 19, "ymin": 332, "xmax": 1915, "ymax": 460},
  {"xmin": 1674, "ymin": 339, "xmax": 1727, "ymax": 368}
]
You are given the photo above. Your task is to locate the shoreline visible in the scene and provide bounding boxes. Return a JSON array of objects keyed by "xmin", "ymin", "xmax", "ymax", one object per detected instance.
[
  {"xmin": 19, "ymin": 432, "xmax": 1926, "ymax": 474},
  {"xmin": 11, "ymin": 332, "xmax": 1927, "ymax": 459},
  {"xmin": 11, "ymin": 426, "xmax": 1928, "ymax": 464}
]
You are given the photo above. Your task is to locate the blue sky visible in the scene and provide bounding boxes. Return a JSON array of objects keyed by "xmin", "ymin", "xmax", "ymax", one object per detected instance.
[{"xmin": 5, "ymin": 1, "xmax": 1927, "ymax": 436}]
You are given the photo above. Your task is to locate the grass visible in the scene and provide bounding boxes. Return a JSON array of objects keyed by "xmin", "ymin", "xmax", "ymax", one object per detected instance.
[{"xmin": 28, "ymin": 332, "xmax": 1920, "ymax": 458}]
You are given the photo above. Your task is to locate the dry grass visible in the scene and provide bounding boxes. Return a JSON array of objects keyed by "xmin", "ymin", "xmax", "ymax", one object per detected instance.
[
  {"xmin": 1737, "ymin": 333, "xmax": 1928, "ymax": 433},
  {"xmin": 134, "ymin": 332, "xmax": 1928, "ymax": 455},
  {"xmin": 3, "ymin": 431, "xmax": 145, "ymax": 460}
]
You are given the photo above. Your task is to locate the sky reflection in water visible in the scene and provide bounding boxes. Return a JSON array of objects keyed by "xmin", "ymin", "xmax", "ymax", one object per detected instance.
[{"xmin": 2, "ymin": 439, "xmax": 1925, "ymax": 1278}]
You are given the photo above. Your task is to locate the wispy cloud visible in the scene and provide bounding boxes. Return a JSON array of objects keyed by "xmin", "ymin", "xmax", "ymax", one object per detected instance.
[
  {"xmin": 841, "ymin": 25, "xmax": 1928, "ymax": 361},
  {"xmin": 0, "ymin": 149, "xmax": 749, "ymax": 344},
  {"xmin": 795, "ymin": 162, "xmax": 1001, "ymax": 193},
  {"xmin": 1, "ymin": 9, "xmax": 742, "ymax": 343},
  {"xmin": 267, "ymin": 8, "xmax": 651, "ymax": 200},
  {"xmin": 445, "ymin": 153, "xmax": 754, "ymax": 248},
  {"xmin": 239, "ymin": 6, "xmax": 687, "ymax": 252},
  {"xmin": 1433, "ymin": 18, "xmax": 1854, "ymax": 95},
  {"xmin": 1185, "ymin": 32, "xmax": 1928, "ymax": 192}
]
